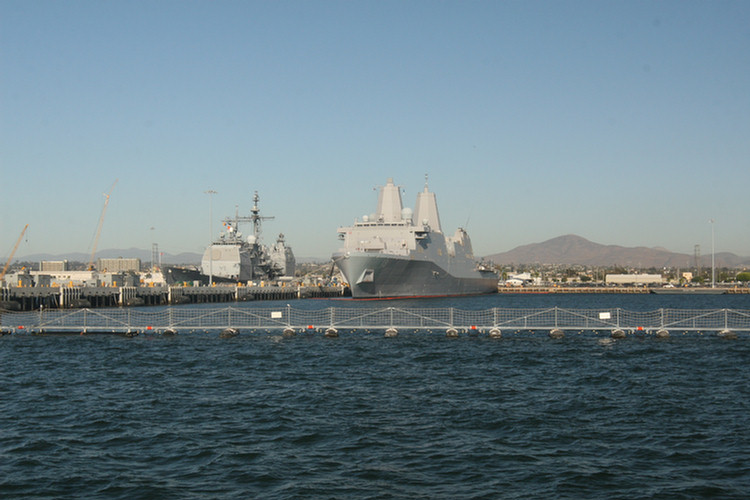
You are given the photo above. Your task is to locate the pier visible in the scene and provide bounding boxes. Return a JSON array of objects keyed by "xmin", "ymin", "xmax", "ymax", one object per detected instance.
[
  {"xmin": 498, "ymin": 286, "xmax": 649, "ymax": 294},
  {"xmin": 497, "ymin": 286, "xmax": 749, "ymax": 294},
  {"xmin": 0, "ymin": 285, "xmax": 345, "ymax": 311},
  {"xmin": 2, "ymin": 306, "xmax": 748, "ymax": 338}
]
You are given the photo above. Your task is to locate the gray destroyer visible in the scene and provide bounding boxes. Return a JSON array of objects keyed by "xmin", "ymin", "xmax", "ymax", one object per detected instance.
[
  {"xmin": 332, "ymin": 178, "xmax": 498, "ymax": 298},
  {"xmin": 164, "ymin": 192, "xmax": 295, "ymax": 285}
]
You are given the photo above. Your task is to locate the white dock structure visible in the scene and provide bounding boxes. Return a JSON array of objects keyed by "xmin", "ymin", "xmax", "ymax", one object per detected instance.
[{"xmin": 2, "ymin": 306, "xmax": 749, "ymax": 338}]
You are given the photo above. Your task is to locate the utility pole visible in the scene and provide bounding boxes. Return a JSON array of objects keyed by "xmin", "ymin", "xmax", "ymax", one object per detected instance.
[
  {"xmin": 694, "ymin": 245, "xmax": 701, "ymax": 279},
  {"xmin": 204, "ymin": 190, "xmax": 217, "ymax": 285},
  {"xmin": 710, "ymin": 219, "xmax": 715, "ymax": 288}
]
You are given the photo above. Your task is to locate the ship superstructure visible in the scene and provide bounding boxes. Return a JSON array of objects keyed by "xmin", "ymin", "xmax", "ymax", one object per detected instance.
[
  {"xmin": 269, "ymin": 233, "xmax": 296, "ymax": 278},
  {"xmin": 332, "ymin": 177, "xmax": 498, "ymax": 298}
]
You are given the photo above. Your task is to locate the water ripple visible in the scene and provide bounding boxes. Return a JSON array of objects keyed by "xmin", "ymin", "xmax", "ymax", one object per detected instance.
[{"xmin": 2, "ymin": 333, "xmax": 749, "ymax": 499}]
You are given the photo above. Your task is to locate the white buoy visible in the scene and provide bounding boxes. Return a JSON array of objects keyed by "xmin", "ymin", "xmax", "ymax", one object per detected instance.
[
  {"xmin": 162, "ymin": 328, "xmax": 177, "ymax": 336},
  {"xmin": 446, "ymin": 328, "xmax": 458, "ymax": 338},
  {"xmin": 282, "ymin": 327, "xmax": 295, "ymax": 337},
  {"xmin": 655, "ymin": 329, "xmax": 669, "ymax": 338},
  {"xmin": 489, "ymin": 328, "xmax": 502, "ymax": 338},
  {"xmin": 718, "ymin": 329, "xmax": 737, "ymax": 340},
  {"xmin": 384, "ymin": 328, "xmax": 398, "ymax": 337},
  {"xmin": 325, "ymin": 327, "xmax": 339, "ymax": 337},
  {"xmin": 611, "ymin": 329, "xmax": 626, "ymax": 339},
  {"xmin": 220, "ymin": 328, "xmax": 239, "ymax": 338},
  {"xmin": 549, "ymin": 328, "xmax": 564, "ymax": 339}
]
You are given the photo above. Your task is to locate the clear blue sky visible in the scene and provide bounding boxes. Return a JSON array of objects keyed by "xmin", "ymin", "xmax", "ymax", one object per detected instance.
[{"xmin": 2, "ymin": 0, "xmax": 749, "ymax": 261}]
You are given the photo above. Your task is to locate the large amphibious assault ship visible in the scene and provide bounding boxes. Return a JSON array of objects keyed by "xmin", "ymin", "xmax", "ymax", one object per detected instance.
[
  {"xmin": 332, "ymin": 178, "xmax": 498, "ymax": 298},
  {"xmin": 164, "ymin": 192, "xmax": 295, "ymax": 285}
]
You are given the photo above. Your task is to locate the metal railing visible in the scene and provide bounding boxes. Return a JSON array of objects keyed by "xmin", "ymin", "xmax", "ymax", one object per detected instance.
[{"xmin": 2, "ymin": 306, "xmax": 750, "ymax": 335}]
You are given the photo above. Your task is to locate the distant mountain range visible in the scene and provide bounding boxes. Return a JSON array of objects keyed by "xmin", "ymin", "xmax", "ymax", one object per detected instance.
[
  {"xmin": 485, "ymin": 234, "xmax": 750, "ymax": 268},
  {"xmin": 13, "ymin": 235, "xmax": 750, "ymax": 268}
]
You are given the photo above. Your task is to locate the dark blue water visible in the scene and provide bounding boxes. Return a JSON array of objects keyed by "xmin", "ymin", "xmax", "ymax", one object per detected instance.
[
  {"xmin": 2, "ymin": 295, "xmax": 749, "ymax": 499},
  {"xmin": 294, "ymin": 291, "xmax": 750, "ymax": 311}
]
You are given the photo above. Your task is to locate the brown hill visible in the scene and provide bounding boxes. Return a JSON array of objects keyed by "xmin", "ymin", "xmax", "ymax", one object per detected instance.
[{"xmin": 486, "ymin": 235, "xmax": 750, "ymax": 268}]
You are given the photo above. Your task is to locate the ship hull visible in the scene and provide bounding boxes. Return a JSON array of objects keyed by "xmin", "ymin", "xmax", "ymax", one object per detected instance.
[
  {"xmin": 162, "ymin": 266, "xmax": 239, "ymax": 286},
  {"xmin": 334, "ymin": 252, "xmax": 498, "ymax": 299}
]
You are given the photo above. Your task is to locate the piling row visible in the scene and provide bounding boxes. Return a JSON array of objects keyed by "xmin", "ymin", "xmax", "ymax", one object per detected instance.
[{"xmin": 0, "ymin": 285, "xmax": 344, "ymax": 311}]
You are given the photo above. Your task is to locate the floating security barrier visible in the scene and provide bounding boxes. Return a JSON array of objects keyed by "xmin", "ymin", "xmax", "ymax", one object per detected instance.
[{"xmin": 5, "ymin": 306, "xmax": 749, "ymax": 338}]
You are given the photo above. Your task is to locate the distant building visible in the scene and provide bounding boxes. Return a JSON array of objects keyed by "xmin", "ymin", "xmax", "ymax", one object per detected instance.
[
  {"xmin": 605, "ymin": 273, "xmax": 663, "ymax": 285},
  {"xmin": 504, "ymin": 272, "xmax": 536, "ymax": 286},
  {"xmin": 6, "ymin": 270, "xmax": 97, "ymax": 287},
  {"xmin": 97, "ymin": 258, "xmax": 141, "ymax": 273},
  {"xmin": 40, "ymin": 260, "xmax": 68, "ymax": 272}
]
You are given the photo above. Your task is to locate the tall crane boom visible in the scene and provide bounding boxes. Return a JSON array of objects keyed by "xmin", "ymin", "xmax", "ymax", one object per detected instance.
[
  {"xmin": 88, "ymin": 180, "xmax": 118, "ymax": 271},
  {"xmin": 1, "ymin": 224, "xmax": 29, "ymax": 281}
]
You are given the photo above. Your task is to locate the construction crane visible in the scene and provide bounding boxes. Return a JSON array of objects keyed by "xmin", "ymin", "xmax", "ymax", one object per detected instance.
[
  {"xmin": 1, "ymin": 224, "xmax": 29, "ymax": 281},
  {"xmin": 88, "ymin": 179, "xmax": 118, "ymax": 271}
]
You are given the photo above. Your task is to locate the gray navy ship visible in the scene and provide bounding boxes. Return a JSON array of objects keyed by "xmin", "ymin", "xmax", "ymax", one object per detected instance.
[
  {"xmin": 332, "ymin": 177, "xmax": 498, "ymax": 298},
  {"xmin": 164, "ymin": 192, "xmax": 295, "ymax": 285}
]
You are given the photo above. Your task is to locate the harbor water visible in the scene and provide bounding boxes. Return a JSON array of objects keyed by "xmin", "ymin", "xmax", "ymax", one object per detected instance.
[{"xmin": 2, "ymin": 294, "xmax": 749, "ymax": 499}]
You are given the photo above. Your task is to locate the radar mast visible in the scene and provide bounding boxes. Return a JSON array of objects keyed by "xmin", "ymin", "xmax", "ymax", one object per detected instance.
[{"xmin": 221, "ymin": 191, "xmax": 275, "ymax": 243}]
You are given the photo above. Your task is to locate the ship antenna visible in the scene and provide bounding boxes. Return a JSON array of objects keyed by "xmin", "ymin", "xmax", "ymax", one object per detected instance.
[
  {"xmin": 464, "ymin": 206, "xmax": 473, "ymax": 230},
  {"xmin": 252, "ymin": 191, "xmax": 261, "ymax": 239}
]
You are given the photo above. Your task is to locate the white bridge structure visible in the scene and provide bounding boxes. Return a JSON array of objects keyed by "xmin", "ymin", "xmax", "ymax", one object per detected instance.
[{"xmin": 2, "ymin": 306, "xmax": 749, "ymax": 338}]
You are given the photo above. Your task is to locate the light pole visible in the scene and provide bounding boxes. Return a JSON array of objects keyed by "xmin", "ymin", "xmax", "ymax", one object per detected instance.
[
  {"xmin": 150, "ymin": 226, "xmax": 156, "ymax": 272},
  {"xmin": 205, "ymin": 190, "xmax": 217, "ymax": 285},
  {"xmin": 710, "ymin": 219, "xmax": 715, "ymax": 288}
]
